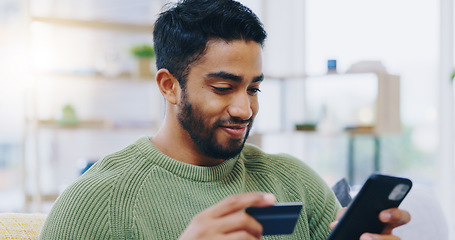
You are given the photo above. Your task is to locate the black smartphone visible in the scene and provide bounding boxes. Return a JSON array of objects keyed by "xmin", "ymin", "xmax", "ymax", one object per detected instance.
[
  {"xmin": 246, "ymin": 202, "xmax": 303, "ymax": 235},
  {"xmin": 326, "ymin": 174, "xmax": 412, "ymax": 240}
]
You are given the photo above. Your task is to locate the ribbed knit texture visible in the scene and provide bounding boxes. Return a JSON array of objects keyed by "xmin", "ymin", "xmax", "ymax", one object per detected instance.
[{"xmin": 39, "ymin": 136, "xmax": 340, "ymax": 240}]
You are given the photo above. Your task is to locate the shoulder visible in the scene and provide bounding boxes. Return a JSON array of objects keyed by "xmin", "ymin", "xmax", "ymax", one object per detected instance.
[
  {"xmin": 41, "ymin": 138, "xmax": 154, "ymax": 239},
  {"xmin": 58, "ymin": 138, "xmax": 157, "ymax": 208},
  {"xmin": 241, "ymin": 144, "xmax": 321, "ymax": 181}
]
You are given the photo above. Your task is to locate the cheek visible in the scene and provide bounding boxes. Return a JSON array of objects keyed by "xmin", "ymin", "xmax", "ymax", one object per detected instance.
[
  {"xmin": 250, "ymin": 97, "xmax": 259, "ymax": 116},
  {"xmin": 194, "ymin": 97, "xmax": 226, "ymax": 121},
  {"xmin": 196, "ymin": 92, "xmax": 229, "ymax": 114}
]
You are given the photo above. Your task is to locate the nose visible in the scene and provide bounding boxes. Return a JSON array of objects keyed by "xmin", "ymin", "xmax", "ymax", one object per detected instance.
[{"xmin": 228, "ymin": 92, "xmax": 253, "ymax": 120}]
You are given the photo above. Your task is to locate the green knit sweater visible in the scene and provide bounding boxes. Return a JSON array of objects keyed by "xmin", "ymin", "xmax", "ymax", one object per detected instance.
[{"xmin": 39, "ymin": 136, "xmax": 340, "ymax": 239}]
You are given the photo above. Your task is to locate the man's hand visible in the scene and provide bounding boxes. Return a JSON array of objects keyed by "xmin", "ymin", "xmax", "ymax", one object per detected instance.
[
  {"xmin": 178, "ymin": 192, "xmax": 276, "ymax": 240},
  {"xmin": 330, "ymin": 207, "xmax": 411, "ymax": 240}
]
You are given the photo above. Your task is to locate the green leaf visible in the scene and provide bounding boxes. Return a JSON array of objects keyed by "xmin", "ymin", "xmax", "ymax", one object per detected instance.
[{"xmin": 130, "ymin": 44, "xmax": 155, "ymax": 58}]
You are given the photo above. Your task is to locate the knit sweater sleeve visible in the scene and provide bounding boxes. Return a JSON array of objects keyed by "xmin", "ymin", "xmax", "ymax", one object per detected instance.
[
  {"xmin": 38, "ymin": 170, "xmax": 115, "ymax": 239},
  {"xmin": 39, "ymin": 144, "xmax": 140, "ymax": 240}
]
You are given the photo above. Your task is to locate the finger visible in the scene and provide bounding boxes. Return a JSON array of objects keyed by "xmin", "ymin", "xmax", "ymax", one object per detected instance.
[
  {"xmin": 329, "ymin": 220, "xmax": 339, "ymax": 230},
  {"xmin": 335, "ymin": 207, "xmax": 347, "ymax": 221},
  {"xmin": 329, "ymin": 207, "xmax": 347, "ymax": 230},
  {"xmin": 205, "ymin": 192, "xmax": 276, "ymax": 218},
  {"xmin": 224, "ymin": 231, "xmax": 260, "ymax": 240},
  {"xmin": 217, "ymin": 211, "xmax": 263, "ymax": 238},
  {"xmin": 360, "ymin": 232, "xmax": 401, "ymax": 240},
  {"xmin": 379, "ymin": 208, "xmax": 411, "ymax": 234}
]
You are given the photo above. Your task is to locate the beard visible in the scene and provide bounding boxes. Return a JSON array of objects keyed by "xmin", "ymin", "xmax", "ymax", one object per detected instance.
[{"xmin": 177, "ymin": 90, "xmax": 253, "ymax": 160}]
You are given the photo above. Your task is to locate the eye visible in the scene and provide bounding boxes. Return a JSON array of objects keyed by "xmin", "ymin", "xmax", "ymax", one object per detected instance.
[
  {"xmin": 212, "ymin": 86, "xmax": 233, "ymax": 94},
  {"xmin": 248, "ymin": 87, "xmax": 261, "ymax": 95}
]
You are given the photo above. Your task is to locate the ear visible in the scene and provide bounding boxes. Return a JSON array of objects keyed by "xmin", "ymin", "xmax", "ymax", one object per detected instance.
[{"xmin": 155, "ymin": 68, "xmax": 180, "ymax": 105}]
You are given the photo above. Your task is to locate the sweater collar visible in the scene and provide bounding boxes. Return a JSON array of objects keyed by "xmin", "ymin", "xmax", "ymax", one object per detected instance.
[{"xmin": 134, "ymin": 136, "xmax": 240, "ymax": 182}]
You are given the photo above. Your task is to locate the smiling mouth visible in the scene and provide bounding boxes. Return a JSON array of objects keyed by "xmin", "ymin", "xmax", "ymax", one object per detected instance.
[
  {"xmin": 225, "ymin": 125, "xmax": 247, "ymax": 129},
  {"xmin": 221, "ymin": 123, "xmax": 249, "ymax": 129},
  {"xmin": 220, "ymin": 125, "xmax": 248, "ymax": 138}
]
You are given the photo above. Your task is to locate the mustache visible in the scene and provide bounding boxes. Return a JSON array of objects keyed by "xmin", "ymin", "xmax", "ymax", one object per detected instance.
[{"xmin": 216, "ymin": 117, "xmax": 252, "ymax": 126}]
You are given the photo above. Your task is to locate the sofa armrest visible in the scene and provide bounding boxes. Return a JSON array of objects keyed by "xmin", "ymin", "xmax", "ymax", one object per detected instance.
[{"xmin": 0, "ymin": 213, "xmax": 47, "ymax": 240}]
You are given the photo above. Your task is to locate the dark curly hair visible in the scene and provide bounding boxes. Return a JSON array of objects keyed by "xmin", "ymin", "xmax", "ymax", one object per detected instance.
[{"xmin": 153, "ymin": 0, "xmax": 267, "ymax": 89}]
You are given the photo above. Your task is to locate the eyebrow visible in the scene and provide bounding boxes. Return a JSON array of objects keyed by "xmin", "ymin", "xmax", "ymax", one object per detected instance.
[
  {"xmin": 206, "ymin": 71, "xmax": 264, "ymax": 83},
  {"xmin": 253, "ymin": 74, "xmax": 264, "ymax": 83}
]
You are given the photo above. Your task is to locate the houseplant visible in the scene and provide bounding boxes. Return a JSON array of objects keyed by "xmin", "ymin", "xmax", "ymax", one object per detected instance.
[{"xmin": 130, "ymin": 44, "xmax": 155, "ymax": 78}]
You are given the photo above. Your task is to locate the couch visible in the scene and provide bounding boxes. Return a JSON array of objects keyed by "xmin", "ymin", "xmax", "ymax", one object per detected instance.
[{"xmin": 0, "ymin": 213, "xmax": 46, "ymax": 240}]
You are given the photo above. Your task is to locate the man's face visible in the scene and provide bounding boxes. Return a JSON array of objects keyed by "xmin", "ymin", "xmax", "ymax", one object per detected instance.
[{"xmin": 177, "ymin": 39, "xmax": 263, "ymax": 160}]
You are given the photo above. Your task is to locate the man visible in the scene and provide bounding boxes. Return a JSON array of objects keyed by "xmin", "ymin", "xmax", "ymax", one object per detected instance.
[{"xmin": 39, "ymin": 0, "xmax": 410, "ymax": 239}]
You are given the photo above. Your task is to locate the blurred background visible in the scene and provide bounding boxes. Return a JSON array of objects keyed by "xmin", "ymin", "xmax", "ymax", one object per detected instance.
[{"xmin": 0, "ymin": 0, "xmax": 453, "ymax": 239}]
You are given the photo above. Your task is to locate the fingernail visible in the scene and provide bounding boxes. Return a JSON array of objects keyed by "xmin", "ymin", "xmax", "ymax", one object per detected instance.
[
  {"xmin": 381, "ymin": 212, "xmax": 391, "ymax": 221},
  {"xmin": 263, "ymin": 193, "xmax": 276, "ymax": 203},
  {"xmin": 360, "ymin": 234, "xmax": 374, "ymax": 240}
]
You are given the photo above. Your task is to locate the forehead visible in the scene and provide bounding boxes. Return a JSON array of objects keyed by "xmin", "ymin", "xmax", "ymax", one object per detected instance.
[{"xmin": 187, "ymin": 39, "xmax": 263, "ymax": 82}]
